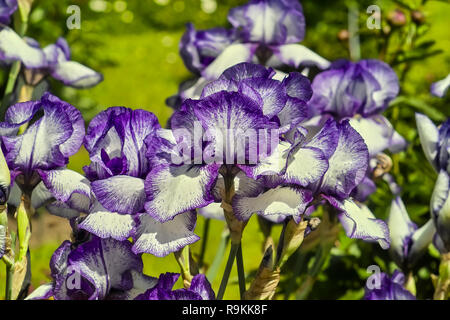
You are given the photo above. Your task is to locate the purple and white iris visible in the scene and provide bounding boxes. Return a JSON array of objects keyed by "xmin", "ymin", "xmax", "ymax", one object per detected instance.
[
  {"xmin": 180, "ymin": 0, "xmax": 329, "ymax": 80},
  {"xmin": 416, "ymin": 113, "xmax": 450, "ymax": 253},
  {"xmin": 78, "ymin": 107, "xmax": 200, "ymax": 257},
  {"xmin": 0, "ymin": 93, "xmax": 90, "ymax": 217},
  {"xmin": 0, "ymin": 29, "xmax": 103, "ymax": 88},
  {"xmin": 308, "ymin": 59, "xmax": 407, "ymax": 201},
  {"xmin": 26, "ymin": 229, "xmax": 157, "ymax": 300},
  {"xmin": 364, "ymin": 270, "xmax": 416, "ymax": 300},
  {"xmin": 0, "ymin": 0, "xmax": 17, "ymax": 25},
  {"xmin": 233, "ymin": 118, "xmax": 390, "ymax": 248},
  {"xmin": 145, "ymin": 63, "xmax": 311, "ymax": 223},
  {"xmin": 136, "ymin": 273, "xmax": 215, "ymax": 300},
  {"xmin": 388, "ymin": 196, "xmax": 435, "ymax": 270}
]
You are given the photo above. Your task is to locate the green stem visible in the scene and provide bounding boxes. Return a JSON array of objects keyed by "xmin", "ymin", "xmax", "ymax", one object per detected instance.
[
  {"xmin": 216, "ymin": 242, "xmax": 239, "ymax": 300},
  {"xmin": 5, "ymin": 263, "xmax": 14, "ymax": 300},
  {"xmin": 236, "ymin": 243, "xmax": 246, "ymax": 299},
  {"xmin": 206, "ymin": 227, "xmax": 229, "ymax": 282},
  {"xmin": 1, "ymin": 61, "xmax": 21, "ymax": 118},
  {"xmin": 198, "ymin": 218, "xmax": 210, "ymax": 269}
]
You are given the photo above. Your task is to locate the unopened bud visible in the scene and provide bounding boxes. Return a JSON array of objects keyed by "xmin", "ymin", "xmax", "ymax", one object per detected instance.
[
  {"xmin": 387, "ymin": 9, "xmax": 407, "ymax": 27},
  {"xmin": 411, "ymin": 10, "xmax": 425, "ymax": 25},
  {"xmin": 337, "ymin": 29, "xmax": 349, "ymax": 41}
]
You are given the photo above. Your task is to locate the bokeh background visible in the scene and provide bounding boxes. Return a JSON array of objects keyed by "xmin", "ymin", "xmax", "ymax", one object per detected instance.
[{"xmin": 1, "ymin": 0, "xmax": 449, "ymax": 299}]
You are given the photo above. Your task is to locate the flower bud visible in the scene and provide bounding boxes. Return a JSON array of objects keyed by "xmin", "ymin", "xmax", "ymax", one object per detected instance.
[
  {"xmin": 337, "ymin": 29, "xmax": 349, "ymax": 42},
  {"xmin": 387, "ymin": 9, "xmax": 407, "ymax": 27},
  {"xmin": 411, "ymin": 10, "xmax": 426, "ymax": 25}
]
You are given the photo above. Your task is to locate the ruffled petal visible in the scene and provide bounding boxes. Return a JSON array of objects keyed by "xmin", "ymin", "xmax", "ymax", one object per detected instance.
[
  {"xmin": 145, "ymin": 164, "xmax": 219, "ymax": 222},
  {"xmin": 25, "ymin": 283, "xmax": 54, "ymax": 300},
  {"xmin": 201, "ymin": 43, "xmax": 256, "ymax": 80},
  {"xmin": 51, "ymin": 60, "xmax": 103, "ymax": 88},
  {"xmin": 38, "ymin": 168, "xmax": 91, "ymax": 212},
  {"xmin": 92, "ymin": 176, "xmax": 145, "ymax": 214},
  {"xmin": 326, "ymin": 196, "xmax": 390, "ymax": 249},
  {"xmin": 68, "ymin": 237, "xmax": 143, "ymax": 300},
  {"xmin": 0, "ymin": 27, "xmax": 46, "ymax": 68},
  {"xmin": 78, "ymin": 201, "xmax": 136, "ymax": 241},
  {"xmin": 320, "ymin": 121, "xmax": 369, "ymax": 199},
  {"xmin": 189, "ymin": 274, "xmax": 215, "ymax": 300},
  {"xmin": 233, "ymin": 186, "xmax": 312, "ymax": 222},
  {"xmin": 132, "ymin": 211, "xmax": 200, "ymax": 257},
  {"xmin": 349, "ymin": 116, "xmax": 407, "ymax": 157},
  {"xmin": 269, "ymin": 44, "xmax": 330, "ymax": 70}
]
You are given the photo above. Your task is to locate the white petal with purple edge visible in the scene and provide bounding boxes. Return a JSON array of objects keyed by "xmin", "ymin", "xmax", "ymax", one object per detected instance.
[
  {"xmin": 132, "ymin": 212, "xmax": 200, "ymax": 257},
  {"xmin": 92, "ymin": 176, "xmax": 145, "ymax": 214},
  {"xmin": 330, "ymin": 197, "xmax": 390, "ymax": 249},
  {"xmin": 39, "ymin": 168, "xmax": 91, "ymax": 212},
  {"xmin": 409, "ymin": 220, "xmax": 435, "ymax": 266},
  {"xmin": 25, "ymin": 283, "xmax": 54, "ymax": 300},
  {"xmin": 244, "ymin": 140, "xmax": 291, "ymax": 179},
  {"xmin": 145, "ymin": 164, "xmax": 219, "ymax": 222},
  {"xmin": 283, "ymin": 146, "xmax": 328, "ymax": 187},
  {"xmin": 269, "ymin": 44, "xmax": 330, "ymax": 70},
  {"xmin": 0, "ymin": 27, "xmax": 46, "ymax": 68},
  {"xmin": 233, "ymin": 186, "xmax": 312, "ymax": 222},
  {"xmin": 320, "ymin": 122, "xmax": 369, "ymax": 198},
  {"xmin": 197, "ymin": 203, "xmax": 224, "ymax": 220},
  {"xmin": 349, "ymin": 116, "xmax": 406, "ymax": 157},
  {"xmin": 201, "ymin": 43, "xmax": 256, "ymax": 80},
  {"xmin": 79, "ymin": 202, "xmax": 135, "ymax": 241},
  {"xmin": 430, "ymin": 170, "xmax": 450, "ymax": 248},
  {"xmin": 51, "ymin": 61, "xmax": 103, "ymax": 88}
]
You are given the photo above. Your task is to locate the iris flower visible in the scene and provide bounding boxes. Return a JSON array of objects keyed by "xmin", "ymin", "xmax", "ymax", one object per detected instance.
[
  {"xmin": 79, "ymin": 107, "xmax": 200, "ymax": 257},
  {"xmin": 364, "ymin": 270, "xmax": 416, "ymax": 300},
  {"xmin": 0, "ymin": 28, "xmax": 103, "ymax": 88},
  {"xmin": 0, "ymin": 93, "xmax": 91, "ymax": 219},
  {"xmin": 180, "ymin": 0, "xmax": 330, "ymax": 80},
  {"xmin": 0, "ymin": 0, "xmax": 17, "ymax": 25},
  {"xmin": 388, "ymin": 196, "xmax": 435, "ymax": 270},
  {"xmin": 145, "ymin": 63, "xmax": 311, "ymax": 223},
  {"xmin": 135, "ymin": 273, "xmax": 215, "ymax": 300},
  {"xmin": 416, "ymin": 113, "xmax": 450, "ymax": 253},
  {"xmin": 233, "ymin": 118, "xmax": 390, "ymax": 248},
  {"xmin": 26, "ymin": 228, "xmax": 157, "ymax": 300}
]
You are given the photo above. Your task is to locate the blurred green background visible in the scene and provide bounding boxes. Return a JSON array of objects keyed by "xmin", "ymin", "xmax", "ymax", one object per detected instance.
[{"xmin": 1, "ymin": 0, "xmax": 449, "ymax": 300}]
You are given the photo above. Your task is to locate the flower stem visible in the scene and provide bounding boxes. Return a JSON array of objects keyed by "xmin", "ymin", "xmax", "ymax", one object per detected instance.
[
  {"xmin": 216, "ymin": 242, "xmax": 239, "ymax": 300},
  {"xmin": 198, "ymin": 218, "xmax": 210, "ymax": 270},
  {"xmin": 206, "ymin": 226, "xmax": 229, "ymax": 282},
  {"xmin": 5, "ymin": 263, "xmax": 14, "ymax": 300},
  {"xmin": 1, "ymin": 61, "xmax": 21, "ymax": 118},
  {"xmin": 433, "ymin": 252, "xmax": 450, "ymax": 300},
  {"xmin": 236, "ymin": 243, "xmax": 246, "ymax": 299}
]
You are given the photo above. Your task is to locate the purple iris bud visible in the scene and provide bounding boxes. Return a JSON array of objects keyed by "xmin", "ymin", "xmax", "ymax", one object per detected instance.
[
  {"xmin": 180, "ymin": 23, "xmax": 236, "ymax": 75},
  {"xmin": 310, "ymin": 59, "xmax": 406, "ymax": 158},
  {"xmin": 26, "ymin": 233, "xmax": 156, "ymax": 300},
  {"xmin": 0, "ymin": 0, "xmax": 17, "ymax": 25},
  {"xmin": 416, "ymin": 114, "xmax": 450, "ymax": 252},
  {"xmin": 0, "ymin": 29, "xmax": 103, "ymax": 88},
  {"xmin": 388, "ymin": 197, "xmax": 436, "ymax": 270},
  {"xmin": 136, "ymin": 273, "xmax": 215, "ymax": 300},
  {"xmin": 364, "ymin": 270, "xmax": 416, "ymax": 300},
  {"xmin": 430, "ymin": 73, "xmax": 450, "ymax": 98}
]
